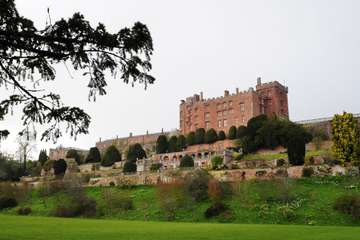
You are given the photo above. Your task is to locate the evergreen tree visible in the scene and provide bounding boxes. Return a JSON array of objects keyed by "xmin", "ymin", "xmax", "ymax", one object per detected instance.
[
  {"xmin": 156, "ymin": 135, "xmax": 168, "ymax": 154},
  {"xmin": 218, "ymin": 130, "xmax": 226, "ymax": 141},
  {"xmin": 205, "ymin": 128, "xmax": 218, "ymax": 143},
  {"xmin": 175, "ymin": 134, "xmax": 187, "ymax": 151},
  {"xmin": 228, "ymin": 126, "xmax": 237, "ymax": 140},
  {"xmin": 195, "ymin": 128, "xmax": 206, "ymax": 144},
  {"xmin": 66, "ymin": 149, "xmax": 81, "ymax": 165},
  {"xmin": 38, "ymin": 149, "xmax": 49, "ymax": 166},
  {"xmin": 186, "ymin": 131, "xmax": 195, "ymax": 145},
  {"xmin": 85, "ymin": 147, "xmax": 101, "ymax": 163},
  {"xmin": 127, "ymin": 143, "xmax": 146, "ymax": 162},
  {"xmin": 168, "ymin": 136, "xmax": 178, "ymax": 153},
  {"xmin": 101, "ymin": 145, "xmax": 121, "ymax": 166}
]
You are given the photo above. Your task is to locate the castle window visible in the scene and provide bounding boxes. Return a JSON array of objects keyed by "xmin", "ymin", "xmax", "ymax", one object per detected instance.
[
  {"xmin": 235, "ymin": 118, "xmax": 238, "ymax": 124},
  {"xmin": 195, "ymin": 116, "xmax": 198, "ymax": 121},
  {"xmin": 223, "ymin": 110, "xmax": 227, "ymax": 115},
  {"xmin": 206, "ymin": 112, "xmax": 210, "ymax": 117},
  {"xmin": 262, "ymin": 99, "xmax": 264, "ymax": 104},
  {"xmin": 280, "ymin": 92, "xmax": 283, "ymax": 97},
  {"xmin": 217, "ymin": 104, "xmax": 221, "ymax": 109},
  {"xmin": 262, "ymin": 107, "xmax": 265, "ymax": 114},
  {"xmin": 268, "ymin": 100, "xmax": 272, "ymax": 105},
  {"xmin": 281, "ymin": 100, "xmax": 283, "ymax": 107},
  {"xmin": 195, "ymin": 124, "xmax": 198, "ymax": 129},
  {"xmin": 242, "ymin": 116, "xmax": 245, "ymax": 122},
  {"xmin": 240, "ymin": 102, "xmax": 244, "ymax": 111},
  {"xmin": 229, "ymin": 101, "xmax": 232, "ymax": 106},
  {"xmin": 206, "ymin": 105, "xmax": 209, "ymax": 110},
  {"xmin": 206, "ymin": 122, "xmax": 210, "ymax": 129},
  {"xmin": 218, "ymin": 120, "xmax": 221, "ymax": 127},
  {"xmin": 195, "ymin": 108, "xmax": 198, "ymax": 113},
  {"xmin": 268, "ymin": 91, "xmax": 271, "ymax": 96},
  {"xmin": 223, "ymin": 102, "xmax": 226, "ymax": 107},
  {"xmin": 195, "ymin": 163, "xmax": 198, "ymax": 167},
  {"xmin": 229, "ymin": 109, "xmax": 233, "ymax": 114},
  {"xmin": 223, "ymin": 119, "xmax": 227, "ymax": 127},
  {"xmin": 217, "ymin": 111, "xmax": 221, "ymax": 116},
  {"xmin": 190, "ymin": 116, "xmax": 192, "ymax": 122}
]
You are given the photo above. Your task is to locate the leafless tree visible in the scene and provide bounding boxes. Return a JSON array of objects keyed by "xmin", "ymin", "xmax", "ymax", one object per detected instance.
[{"xmin": 15, "ymin": 128, "xmax": 37, "ymax": 170}]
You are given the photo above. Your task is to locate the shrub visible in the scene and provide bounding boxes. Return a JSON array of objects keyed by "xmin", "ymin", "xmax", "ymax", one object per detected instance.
[
  {"xmin": 85, "ymin": 147, "xmax": 101, "ymax": 163},
  {"xmin": 204, "ymin": 128, "xmax": 218, "ymax": 143},
  {"xmin": 127, "ymin": 143, "xmax": 146, "ymax": 162},
  {"xmin": 206, "ymin": 179, "xmax": 223, "ymax": 203},
  {"xmin": 277, "ymin": 158, "xmax": 285, "ymax": 167},
  {"xmin": 53, "ymin": 158, "xmax": 67, "ymax": 176},
  {"xmin": 185, "ymin": 169, "xmax": 212, "ymax": 201},
  {"xmin": 123, "ymin": 161, "xmax": 137, "ymax": 173},
  {"xmin": 255, "ymin": 170, "xmax": 267, "ymax": 177},
  {"xmin": 109, "ymin": 181, "xmax": 115, "ymax": 187},
  {"xmin": 101, "ymin": 145, "xmax": 121, "ymax": 166},
  {"xmin": 0, "ymin": 196, "xmax": 18, "ymax": 210},
  {"xmin": 334, "ymin": 194, "xmax": 360, "ymax": 218},
  {"xmin": 43, "ymin": 159, "xmax": 55, "ymax": 171},
  {"xmin": 302, "ymin": 167, "xmax": 315, "ymax": 178},
  {"xmin": 195, "ymin": 128, "xmax": 206, "ymax": 144},
  {"xmin": 186, "ymin": 131, "xmax": 195, "ymax": 145},
  {"xmin": 66, "ymin": 149, "xmax": 81, "ymax": 165},
  {"xmin": 55, "ymin": 195, "xmax": 97, "ymax": 218},
  {"xmin": 18, "ymin": 207, "xmax": 31, "ymax": 215},
  {"xmin": 180, "ymin": 155, "xmax": 194, "ymax": 168},
  {"xmin": 218, "ymin": 130, "xmax": 226, "ymax": 141},
  {"xmin": 211, "ymin": 156, "xmax": 223, "ymax": 169},
  {"xmin": 346, "ymin": 168, "xmax": 359, "ymax": 176},
  {"xmin": 277, "ymin": 206, "xmax": 296, "ymax": 219},
  {"xmin": 228, "ymin": 126, "xmax": 237, "ymax": 140},
  {"xmin": 168, "ymin": 136, "xmax": 178, "ymax": 153},
  {"xmin": 275, "ymin": 169, "xmax": 288, "ymax": 178},
  {"xmin": 175, "ymin": 135, "xmax": 186, "ymax": 152},
  {"xmin": 156, "ymin": 135, "xmax": 168, "ymax": 154},
  {"xmin": 149, "ymin": 164, "xmax": 161, "ymax": 171},
  {"xmin": 204, "ymin": 201, "xmax": 228, "ymax": 218},
  {"xmin": 303, "ymin": 156, "xmax": 314, "ymax": 166}
]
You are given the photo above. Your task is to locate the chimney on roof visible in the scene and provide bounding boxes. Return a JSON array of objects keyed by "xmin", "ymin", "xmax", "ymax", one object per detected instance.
[
  {"xmin": 236, "ymin": 88, "xmax": 239, "ymax": 94},
  {"xmin": 257, "ymin": 77, "xmax": 261, "ymax": 86},
  {"xmin": 129, "ymin": 133, "xmax": 132, "ymax": 138},
  {"xmin": 200, "ymin": 92, "xmax": 203, "ymax": 101},
  {"xmin": 99, "ymin": 137, "xmax": 101, "ymax": 142},
  {"xmin": 162, "ymin": 128, "xmax": 164, "ymax": 134},
  {"xmin": 224, "ymin": 90, "xmax": 229, "ymax": 97},
  {"xmin": 146, "ymin": 130, "xmax": 148, "ymax": 135}
]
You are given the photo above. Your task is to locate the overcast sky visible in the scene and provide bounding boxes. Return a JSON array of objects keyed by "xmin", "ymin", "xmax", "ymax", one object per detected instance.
[{"xmin": 1, "ymin": 0, "xmax": 360, "ymax": 159}]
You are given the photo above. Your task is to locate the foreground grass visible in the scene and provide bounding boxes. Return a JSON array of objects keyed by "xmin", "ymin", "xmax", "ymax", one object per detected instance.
[{"xmin": 0, "ymin": 215, "xmax": 359, "ymax": 240}]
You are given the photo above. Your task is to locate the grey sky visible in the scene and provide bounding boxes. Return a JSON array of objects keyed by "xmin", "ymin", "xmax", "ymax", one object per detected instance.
[{"xmin": 1, "ymin": 0, "xmax": 360, "ymax": 158}]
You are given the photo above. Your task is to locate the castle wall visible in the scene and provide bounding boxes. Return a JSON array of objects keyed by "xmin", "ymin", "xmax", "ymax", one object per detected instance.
[{"xmin": 179, "ymin": 77, "xmax": 289, "ymax": 137}]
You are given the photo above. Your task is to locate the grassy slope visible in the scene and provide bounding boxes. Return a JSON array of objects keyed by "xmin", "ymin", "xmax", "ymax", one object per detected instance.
[
  {"xmin": 241, "ymin": 150, "xmax": 332, "ymax": 160},
  {"xmin": 0, "ymin": 215, "xmax": 359, "ymax": 240},
  {"xmin": 1, "ymin": 176, "xmax": 360, "ymax": 227}
]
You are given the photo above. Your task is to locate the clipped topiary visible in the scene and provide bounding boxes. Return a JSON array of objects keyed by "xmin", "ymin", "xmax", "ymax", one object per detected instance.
[
  {"xmin": 101, "ymin": 145, "xmax": 121, "ymax": 167},
  {"xmin": 156, "ymin": 135, "xmax": 168, "ymax": 154},
  {"xmin": 85, "ymin": 147, "xmax": 101, "ymax": 163},
  {"xmin": 168, "ymin": 136, "xmax": 178, "ymax": 153},
  {"xmin": 186, "ymin": 131, "xmax": 195, "ymax": 145},
  {"xmin": 218, "ymin": 130, "xmax": 226, "ymax": 141},
  {"xmin": 195, "ymin": 128, "xmax": 206, "ymax": 144},
  {"xmin": 205, "ymin": 128, "xmax": 218, "ymax": 143},
  {"xmin": 66, "ymin": 149, "xmax": 81, "ymax": 165},
  {"xmin": 180, "ymin": 155, "xmax": 194, "ymax": 168},
  {"xmin": 175, "ymin": 134, "xmax": 187, "ymax": 152},
  {"xmin": 53, "ymin": 158, "xmax": 67, "ymax": 176},
  {"xmin": 127, "ymin": 143, "xmax": 146, "ymax": 162},
  {"xmin": 236, "ymin": 125, "xmax": 247, "ymax": 139},
  {"xmin": 123, "ymin": 161, "xmax": 137, "ymax": 172},
  {"xmin": 228, "ymin": 126, "xmax": 237, "ymax": 140}
]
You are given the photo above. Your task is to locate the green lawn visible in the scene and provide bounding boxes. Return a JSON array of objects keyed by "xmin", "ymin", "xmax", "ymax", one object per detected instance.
[
  {"xmin": 242, "ymin": 150, "xmax": 332, "ymax": 160},
  {"xmin": 0, "ymin": 215, "xmax": 359, "ymax": 240}
]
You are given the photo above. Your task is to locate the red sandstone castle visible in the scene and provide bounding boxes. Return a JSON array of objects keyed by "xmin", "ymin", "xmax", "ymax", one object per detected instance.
[{"xmin": 179, "ymin": 77, "xmax": 289, "ymax": 136}]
